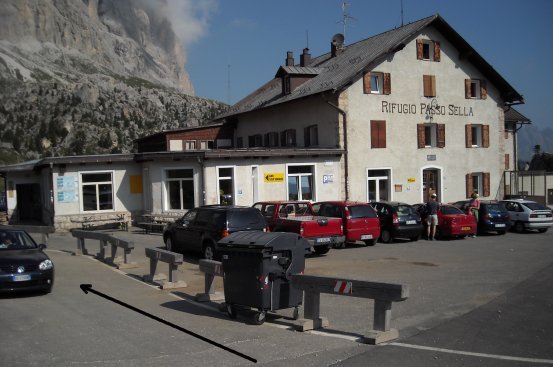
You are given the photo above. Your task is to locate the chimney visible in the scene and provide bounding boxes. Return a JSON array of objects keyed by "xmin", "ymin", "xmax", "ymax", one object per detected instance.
[
  {"xmin": 300, "ymin": 48, "xmax": 311, "ymax": 67},
  {"xmin": 285, "ymin": 51, "xmax": 294, "ymax": 66},
  {"xmin": 331, "ymin": 33, "xmax": 345, "ymax": 57}
]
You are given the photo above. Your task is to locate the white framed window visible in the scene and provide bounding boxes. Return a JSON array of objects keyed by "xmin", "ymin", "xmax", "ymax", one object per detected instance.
[
  {"xmin": 184, "ymin": 140, "xmax": 196, "ymax": 150},
  {"xmin": 471, "ymin": 173, "xmax": 483, "ymax": 196},
  {"xmin": 471, "ymin": 125, "xmax": 483, "ymax": 147},
  {"xmin": 367, "ymin": 169, "xmax": 391, "ymax": 202},
  {"xmin": 200, "ymin": 140, "xmax": 214, "ymax": 150},
  {"xmin": 287, "ymin": 164, "xmax": 315, "ymax": 201},
  {"xmin": 425, "ymin": 124, "xmax": 437, "ymax": 147},
  {"xmin": 165, "ymin": 168, "xmax": 195, "ymax": 210},
  {"xmin": 217, "ymin": 166, "xmax": 235, "ymax": 205},
  {"xmin": 169, "ymin": 140, "xmax": 183, "ymax": 151},
  {"xmin": 80, "ymin": 171, "xmax": 114, "ymax": 212}
]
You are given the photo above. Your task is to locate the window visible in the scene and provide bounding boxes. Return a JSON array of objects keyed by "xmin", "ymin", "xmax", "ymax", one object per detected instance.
[
  {"xmin": 218, "ymin": 167, "xmax": 234, "ymax": 205},
  {"xmin": 169, "ymin": 140, "xmax": 183, "ymax": 151},
  {"xmin": 416, "ymin": 39, "xmax": 441, "ymax": 62},
  {"xmin": 166, "ymin": 169, "xmax": 194, "ymax": 210},
  {"xmin": 248, "ymin": 134, "xmax": 263, "ymax": 147},
  {"xmin": 280, "ymin": 129, "xmax": 296, "ymax": 147},
  {"xmin": 265, "ymin": 132, "xmax": 279, "ymax": 147},
  {"xmin": 465, "ymin": 124, "xmax": 489, "ymax": 148},
  {"xmin": 466, "ymin": 172, "xmax": 490, "ymax": 197},
  {"xmin": 81, "ymin": 172, "xmax": 114, "ymax": 212},
  {"xmin": 423, "ymin": 75, "xmax": 436, "ymax": 97},
  {"xmin": 367, "ymin": 169, "xmax": 390, "ymax": 202},
  {"xmin": 304, "ymin": 125, "xmax": 319, "ymax": 147},
  {"xmin": 465, "ymin": 79, "xmax": 487, "ymax": 99},
  {"xmin": 287, "ymin": 165, "xmax": 314, "ymax": 201},
  {"xmin": 417, "ymin": 123, "xmax": 445, "ymax": 148},
  {"xmin": 370, "ymin": 120, "xmax": 386, "ymax": 148},
  {"xmin": 363, "ymin": 72, "xmax": 391, "ymax": 95},
  {"xmin": 184, "ymin": 140, "xmax": 196, "ymax": 150},
  {"xmin": 283, "ymin": 76, "xmax": 291, "ymax": 95},
  {"xmin": 200, "ymin": 140, "xmax": 214, "ymax": 150}
]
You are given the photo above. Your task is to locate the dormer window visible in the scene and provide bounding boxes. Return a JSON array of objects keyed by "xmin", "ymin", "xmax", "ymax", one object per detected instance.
[
  {"xmin": 283, "ymin": 76, "xmax": 291, "ymax": 95},
  {"xmin": 417, "ymin": 39, "xmax": 441, "ymax": 62}
]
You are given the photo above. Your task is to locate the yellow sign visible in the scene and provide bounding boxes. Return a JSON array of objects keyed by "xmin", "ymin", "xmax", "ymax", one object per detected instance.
[
  {"xmin": 264, "ymin": 173, "xmax": 284, "ymax": 183},
  {"xmin": 407, "ymin": 177, "xmax": 416, "ymax": 183}
]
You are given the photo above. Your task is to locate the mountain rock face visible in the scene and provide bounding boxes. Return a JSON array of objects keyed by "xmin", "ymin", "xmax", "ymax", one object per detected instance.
[{"xmin": 0, "ymin": 0, "xmax": 228, "ymax": 163}]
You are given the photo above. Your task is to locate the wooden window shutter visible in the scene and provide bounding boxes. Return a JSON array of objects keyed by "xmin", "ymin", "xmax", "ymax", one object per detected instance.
[
  {"xmin": 505, "ymin": 153, "xmax": 510, "ymax": 170},
  {"xmin": 465, "ymin": 124, "xmax": 472, "ymax": 148},
  {"xmin": 383, "ymin": 73, "xmax": 391, "ymax": 95},
  {"xmin": 363, "ymin": 72, "xmax": 371, "ymax": 94},
  {"xmin": 417, "ymin": 124, "xmax": 425, "ymax": 148},
  {"xmin": 433, "ymin": 41, "xmax": 441, "ymax": 62},
  {"xmin": 416, "ymin": 39, "xmax": 423, "ymax": 60},
  {"xmin": 465, "ymin": 79, "xmax": 471, "ymax": 99},
  {"xmin": 480, "ymin": 80, "xmax": 487, "ymax": 99},
  {"xmin": 371, "ymin": 120, "xmax": 386, "ymax": 148},
  {"xmin": 483, "ymin": 172, "xmax": 490, "ymax": 197},
  {"xmin": 466, "ymin": 173, "xmax": 472, "ymax": 198},
  {"xmin": 482, "ymin": 125, "xmax": 490, "ymax": 148},
  {"xmin": 304, "ymin": 126, "xmax": 310, "ymax": 147},
  {"xmin": 423, "ymin": 75, "xmax": 436, "ymax": 97},
  {"xmin": 437, "ymin": 124, "xmax": 446, "ymax": 148}
]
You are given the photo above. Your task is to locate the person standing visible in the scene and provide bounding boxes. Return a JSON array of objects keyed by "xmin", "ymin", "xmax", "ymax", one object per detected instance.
[
  {"xmin": 468, "ymin": 192, "xmax": 480, "ymax": 237},
  {"xmin": 426, "ymin": 193, "xmax": 439, "ymax": 240}
]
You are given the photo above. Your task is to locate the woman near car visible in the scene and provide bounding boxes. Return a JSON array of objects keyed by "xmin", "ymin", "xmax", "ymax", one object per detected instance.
[{"xmin": 468, "ymin": 192, "xmax": 480, "ymax": 237}]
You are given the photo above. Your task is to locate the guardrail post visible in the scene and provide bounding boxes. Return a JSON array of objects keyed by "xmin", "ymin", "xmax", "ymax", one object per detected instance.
[
  {"xmin": 296, "ymin": 289, "xmax": 329, "ymax": 331},
  {"xmin": 196, "ymin": 260, "xmax": 224, "ymax": 302},
  {"xmin": 97, "ymin": 239, "xmax": 107, "ymax": 260},
  {"xmin": 365, "ymin": 300, "xmax": 398, "ymax": 345},
  {"xmin": 143, "ymin": 248, "xmax": 187, "ymax": 289}
]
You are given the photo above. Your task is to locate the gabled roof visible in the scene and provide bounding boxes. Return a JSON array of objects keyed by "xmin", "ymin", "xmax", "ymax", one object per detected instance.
[
  {"xmin": 217, "ymin": 14, "xmax": 523, "ymax": 120},
  {"xmin": 504, "ymin": 107, "xmax": 531, "ymax": 123}
]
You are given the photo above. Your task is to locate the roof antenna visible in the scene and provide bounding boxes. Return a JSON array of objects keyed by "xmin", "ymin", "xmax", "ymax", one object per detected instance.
[
  {"xmin": 338, "ymin": 1, "xmax": 356, "ymax": 39},
  {"xmin": 306, "ymin": 29, "xmax": 309, "ymax": 49},
  {"xmin": 401, "ymin": 0, "xmax": 404, "ymax": 27}
]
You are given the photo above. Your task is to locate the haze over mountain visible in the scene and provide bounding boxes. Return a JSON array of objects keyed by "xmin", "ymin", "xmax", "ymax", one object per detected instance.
[{"xmin": 0, "ymin": 0, "xmax": 227, "ymax": 163}]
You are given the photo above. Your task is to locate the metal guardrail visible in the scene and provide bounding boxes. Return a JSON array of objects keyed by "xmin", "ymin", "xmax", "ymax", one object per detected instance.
[
  {"xmin": 290, "ymin": 274, "xmax": 409, "ymax": 344},
  {"xmin": 196, "ymin": 259, "xmax": 224, "ymax": 302},
  {"xmin": 143, "ymin": 247, "xmax": 187, "ymax": 289},
  {"xmin": 1, "ymin": 225, "xmax": 55, "ymax": 245},
  {"xmin": 71, "ymin": 230, "xmax": 136, "ymax": 269}
]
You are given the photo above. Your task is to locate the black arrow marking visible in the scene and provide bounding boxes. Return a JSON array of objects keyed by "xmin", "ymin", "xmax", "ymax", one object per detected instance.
[{"xmin": 80, "ymin": 284, "xmax": 257, "ymax": 363}]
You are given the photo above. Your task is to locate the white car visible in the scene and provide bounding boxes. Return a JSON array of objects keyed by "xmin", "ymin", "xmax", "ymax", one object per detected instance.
[{"xmin": 500, "ymin": 199, "xmax": 553, "ymax": 233}]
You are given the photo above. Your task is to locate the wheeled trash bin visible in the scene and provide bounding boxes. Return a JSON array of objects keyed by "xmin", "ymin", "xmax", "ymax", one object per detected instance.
[{"xmin": 217, "ymin": 231, "xmax": 310, "ymax": 324}]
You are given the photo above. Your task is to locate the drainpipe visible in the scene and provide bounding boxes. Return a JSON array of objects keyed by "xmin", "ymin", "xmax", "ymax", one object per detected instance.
[
  {"xmin": 197, "ymin": 156, "xmax": 206, "ymax": 205},
  {"xmin": 324, "ymin": 96, "xmax": 349, "ymax": 201}
]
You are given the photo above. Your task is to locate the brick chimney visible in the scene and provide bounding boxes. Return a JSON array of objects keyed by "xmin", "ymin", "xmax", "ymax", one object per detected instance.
[
  {"xmin": 285, "ymin": 51, "xmax": 294, "ymax": 66},
  {"xmin": 300, "ymin": 48, "xmax": 311, "ymax": 67}
]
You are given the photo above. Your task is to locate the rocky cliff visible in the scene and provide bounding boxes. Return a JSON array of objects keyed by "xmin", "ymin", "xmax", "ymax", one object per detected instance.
[{"xmin": 0, "ymin": 0, "xmax": 228, "ymax": 163}]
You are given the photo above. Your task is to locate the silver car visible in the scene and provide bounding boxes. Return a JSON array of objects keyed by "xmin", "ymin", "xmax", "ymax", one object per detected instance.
[{"xmin": 500, "ymin": 199, "xmax": 553, "ymax": 233}]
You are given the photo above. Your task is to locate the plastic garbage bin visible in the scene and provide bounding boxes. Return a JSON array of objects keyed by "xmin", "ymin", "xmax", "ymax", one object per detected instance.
[{"xmin": 217, "ymin": 231, "xmax": 310, "ymax": 324}]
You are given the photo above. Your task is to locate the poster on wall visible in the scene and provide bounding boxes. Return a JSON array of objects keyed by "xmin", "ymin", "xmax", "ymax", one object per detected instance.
[
  {"xmin": 57, "ymin": 190, "xmax": 78, "ymax": 203},
  {"xmin": 57, "ymin": 176, "xmax": 79, "ymax": 203},
  {"xmin": 57, "ymin": 176, "xmax": 78, "ymax": 189}
]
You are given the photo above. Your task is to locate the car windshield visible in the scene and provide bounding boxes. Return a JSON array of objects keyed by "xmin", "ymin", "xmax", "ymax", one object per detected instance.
[
  {"xmin": 396, "ymin": 205, "xmax": 417, "ymax": 216},
  {"xmin": 523, "ymin": 202, "xmax": 550, "ymax": 211},
  {"xmin": 349, "ymin": 205, "xmax": 377, "ymax": 218},
  {"xmin": 486, "ymin": 204, "xmax": 507, "ymax": 214},
  {"xmin": 0, "ymin": 230, "xmax": 38, "ymax": 251},
  {"xmin": 228, "ymin": 209, "xmax": 266, "ymax": 228},
  {"xmin": 441, "ymin": 206, "xmax": 463, "ymax": 215}
]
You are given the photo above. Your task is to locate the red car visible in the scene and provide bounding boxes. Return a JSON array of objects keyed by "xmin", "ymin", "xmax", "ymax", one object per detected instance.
[
  {"xmin": 312, "ymin": 201, "xmax": 380, "ymax": 246},
  {"xmin": 414, "ymin": 203, "xmax": 477, "ymax": 239}
]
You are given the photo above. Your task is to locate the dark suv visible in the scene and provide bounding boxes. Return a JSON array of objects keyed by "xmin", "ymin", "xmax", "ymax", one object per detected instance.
[
  {"xmin": 452, "ymin": 200, "xmax": 511, "ymax": 235},
  {"xmin": 163, "ymin": 206, "xmax": 267, "ymax": 259}
]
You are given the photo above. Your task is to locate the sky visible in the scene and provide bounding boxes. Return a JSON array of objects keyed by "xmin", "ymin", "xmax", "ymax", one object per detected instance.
[{"xmin": 172, "ymin": 0, "xmax": 552, "ymax": 129}]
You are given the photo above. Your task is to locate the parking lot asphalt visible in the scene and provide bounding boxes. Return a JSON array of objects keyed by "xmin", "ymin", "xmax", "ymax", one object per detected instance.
[{"xmin": 8, "ymin": 227, "xmax": 553, "ymax": 366}]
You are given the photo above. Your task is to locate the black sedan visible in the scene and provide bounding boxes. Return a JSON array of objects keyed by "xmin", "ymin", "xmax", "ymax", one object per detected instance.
[
  {"xmin": 0, "ymin": 229, "xmax": 54, "ymax": 294},
  {"xmin": 369, "ymin": 201, "xmax": 423, "ymax": 243}
]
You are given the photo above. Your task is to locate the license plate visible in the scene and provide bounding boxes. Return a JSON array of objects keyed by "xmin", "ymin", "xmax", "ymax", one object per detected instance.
[
  {"xmin": 13, "ymin": 274, "xmax": 31, "ymax": 282},
  {"xmin": 495, "ymin": 223, "xmax": 506, "ymax": 228},
  {"xmin": 539, "ymin": 215, "xmax": 546, "ymax": 218},
  {"xmin": 406, "ymin": 220, "xmax": 416, "ymax": 225},
  {"xmin": 461, "ymin": 226, "xmax": 471, "ymax": 231},
  {"xmin": 361, "ymin": 234, "xmax": 373, "ymax": 240},
  {"xmin": 317, "ymin": 237, "xmax": 331, "ymax": 243}
]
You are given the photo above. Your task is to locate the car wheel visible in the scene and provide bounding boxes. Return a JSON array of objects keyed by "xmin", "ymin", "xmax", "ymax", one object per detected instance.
[
  {"xmin": 514, "ymin": 221, "xmax": 525, "ymax": 233},
  {"xmin": 226, "ymin": 304, "xmax": 237, "ymax": 319},
  {"xmin": 203, "ymin": 243, "xmax": 216, "ymax": 260},
  {"xmin": 538, "ymin": 228, "xmax": 548, "ymax": 233},
  {"xmin": 314, "ymin": 246, "xmax": 330, "ymax": 255},
  {"xmin": 165, "ymin": 236, "xmax": 174, "ymax": 251},
  {"xmin": 497, "ymin": 230, "xmax": 506, "ymax": 235},
  {"xmin": 380, "ymin": 229, "xmax": 392, "ymax": 243},
  {"xmin": 253, "ymin": 310, "xmax": 266, "ymax": 325},
  {"xmin": 364, "ymin": 239, "xmax": 376, "ymax": 246}
]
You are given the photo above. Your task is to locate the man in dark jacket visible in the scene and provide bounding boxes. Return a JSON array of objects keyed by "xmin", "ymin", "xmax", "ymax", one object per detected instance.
[{"xmin": 426, "ymin": 193, "xmax": 439, "ymax": 240}]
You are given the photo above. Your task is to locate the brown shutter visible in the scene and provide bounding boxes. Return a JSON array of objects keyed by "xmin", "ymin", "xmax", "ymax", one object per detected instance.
[
  {"xmin": 437, "ymin": 124, "xmax": 445, "ymax": 148},
  {"xmin": 416, "ymin": 39, "xmax": 423, "ymax": 60},
  {"xmin": 423, "ymin": 75, "xmax": 436, "ymax": 97},
  {"xmin": 379, "ymin": 121, "xmax": 386, "ymax": 148},
  {"xmin": 433, "ymin": 41, "xmax": 441, "ymax": 62},
  {"xmin": 466, "ymin": 173, "xmax": 472, "ymax": 198},
  {"xmin": 505, "ymin": 153, "xmax": 510, "ymax": 170},
  {"xmin": 482, "ymin": 125, "xmax": 490, "ymax": 148},
  {"xmin": 465, "ymin": 79, "xmax": 471, "ymax": 99},
  {"xmin": 417, "ymin": 124, "xmax": 425, "ymax": 148},
  {"xmin": 371, "ymin": 120, "xmax": 386, "ymax": 148},
  {"xmin": 465, "ymin": 124, "xmax": 472, "ymax": 148},
  {"xmin": 483, "ymin": 172, "xmax": 490, "ymax": 197},
  {"xmin": 480, "ymin": 80, "xmax": 487, "ymax": 99},
  {"xmin": 363, "ymin": 72, "xmax": 371, "ymax": 94},
  {"xmin": 383, "ymin": 73, "xmax": 391, "ymax": 95}
]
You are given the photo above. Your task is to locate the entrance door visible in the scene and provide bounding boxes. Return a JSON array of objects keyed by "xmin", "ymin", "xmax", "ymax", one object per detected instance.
[
  {"xmin": 422, "ymin": 169, "xmax": 440, "ymax": 202},
  {"xmin": 16, "ymin": 183, "xmax": 42, "ymax": 222}
]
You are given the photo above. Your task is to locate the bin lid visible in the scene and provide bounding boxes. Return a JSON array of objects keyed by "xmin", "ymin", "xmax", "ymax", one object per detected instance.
[{"xmin": 218, "ymin": 231, "xmax": 308, "ymax": 251}]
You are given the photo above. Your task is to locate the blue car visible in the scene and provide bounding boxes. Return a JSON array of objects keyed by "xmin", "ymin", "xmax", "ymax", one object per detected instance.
[{"xmin": 452, "ymin": 200, "xmax": 511, "ymax": 235}]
